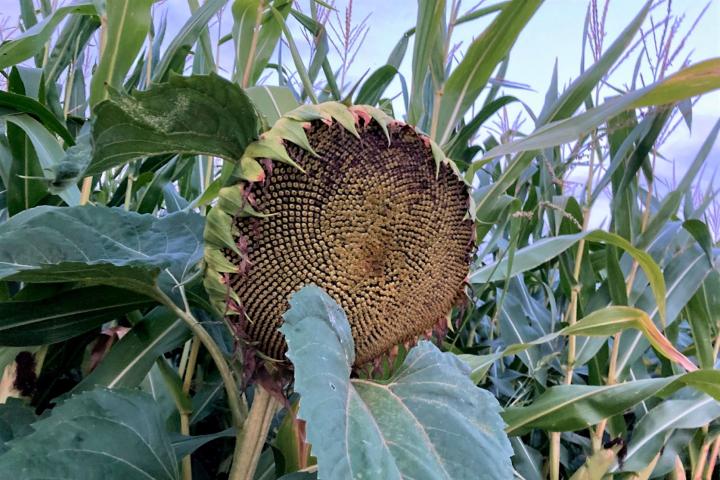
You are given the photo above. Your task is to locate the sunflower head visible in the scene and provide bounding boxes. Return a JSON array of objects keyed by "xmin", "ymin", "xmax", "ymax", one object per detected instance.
[{"xmin": 204, "ymin": 102, "xmax": 474, "ymax": 367}]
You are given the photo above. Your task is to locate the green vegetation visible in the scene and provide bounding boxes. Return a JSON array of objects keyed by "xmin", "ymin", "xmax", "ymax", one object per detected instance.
[{"xmin": 0, "ymin": 1, "xmax": 718, "ymax": 478}]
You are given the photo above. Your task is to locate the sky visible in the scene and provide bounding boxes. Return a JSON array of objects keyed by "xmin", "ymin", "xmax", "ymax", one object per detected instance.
[{"xmin": 2, "ymin": 0, "xmax": 720, "ymax": 227}]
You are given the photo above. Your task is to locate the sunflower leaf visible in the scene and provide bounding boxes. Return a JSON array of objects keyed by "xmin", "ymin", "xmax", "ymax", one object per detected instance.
[
  {"xmin": 0, "ymin": 206, "xmax": 204, "ymax": 299},
  {"xmin": 0, "ymin": 388, "xmax": 179, "ymax": 479},
  {"xmin": 90, "ymin": 73, "xmax": 259, "ymax": 175},
  {"xmin": 281, "ymin": 285, "xmax": 513, "ymax": 480}
]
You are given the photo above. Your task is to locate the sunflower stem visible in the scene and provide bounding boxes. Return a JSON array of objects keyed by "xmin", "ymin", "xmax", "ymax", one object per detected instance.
[
  {"xmin": 180, "ymin": 337, "xmax": 201, "ymax": 480},
  {"xmin": 154, "ymin": 288, "xmax": 247, "ymax": 479},
  {"xmin": 232, "ymin": 384, "xmax": 281, "ymax": 480}
]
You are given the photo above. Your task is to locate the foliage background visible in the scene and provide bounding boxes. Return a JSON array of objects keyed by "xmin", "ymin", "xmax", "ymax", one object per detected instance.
[{"xmin": 0, "ymin": 0, "xmax": 719, "ymax": 479}]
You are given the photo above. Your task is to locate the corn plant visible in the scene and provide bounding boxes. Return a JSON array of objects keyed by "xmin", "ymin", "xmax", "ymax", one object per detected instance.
[{"xmin": 0, "ymin": 1, "xmax": 718, "ymax": 479}]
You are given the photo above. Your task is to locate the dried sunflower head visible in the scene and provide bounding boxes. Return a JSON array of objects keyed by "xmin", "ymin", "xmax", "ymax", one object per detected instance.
[{"xmin": 204, "ymin": 102, "xmax": 474, "ymax": 366}]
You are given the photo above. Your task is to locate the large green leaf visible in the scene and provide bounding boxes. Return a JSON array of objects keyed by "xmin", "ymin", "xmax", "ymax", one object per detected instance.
[
  {"xmin": 0, "ymin": 388, "xmax": 179, "ymax": 479},
  {"xmin": 0, "ymin": 399, "xmax": 37, "ymax": 455},
  {"xmin": 281, "ymin": 285, "xmax": 513, "ymax": 480},
  {"xmin": 0, "ymin": 286, "xmax": 153, "ymax": 346},
  {"xmin": 0, "ymin": 206, "xmax": 204, "ymax": 299},
  {"xmin": 435, "ymin": 0, "xmax": 542, "ymax": 144},
  {"xmin": 90, "ymin": 73, "xmax": 259, "ymax": 175},
  {"xmin": 0, "ymin": 1, "xmax": 96, "ymax": 69},
  {"xmin": 89, "ymin": 0, "xmax": 154, "ymax": 107}
]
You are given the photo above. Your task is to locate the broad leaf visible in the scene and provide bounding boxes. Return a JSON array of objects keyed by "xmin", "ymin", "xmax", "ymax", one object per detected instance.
[
  {"xmin": 0, "ymin": 399, "xmax": 36, "ymax": 454},
  {"xmin": 281, "ymin": 285, "xmax": 513, "ymax": 480},
  {"xmin": 0, "ymin": 388, "xmax": 179, "ymax": 479},
  {"xmin": 90, "ymin": 73, "xmax": 259, "ymax": 175},
  {"xmin": 0, "ymin": 286, "xmax": 154, "ymax": 346},
  {"xmin": 0, "ymin": 206, "xmax": 204, "ymax": 299}
]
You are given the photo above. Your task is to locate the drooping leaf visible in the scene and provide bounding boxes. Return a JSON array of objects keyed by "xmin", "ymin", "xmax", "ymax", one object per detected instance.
[
  {"xmin": 90, "ymin": 73, "xmax": 259, "ymax": 175},
  {"xmin": 0, "ymin": 206, "xmax": 204, "ymax": 299},
  {"xmin": 459, "ymin": 305, "xmax": 696, "ymax": 383},
  {"xmin": 171, "ymin": 428, "xmax": 235, "ymax": 460},
  {"xmin": 616, "ymin": 243, "xmax": 714, "ymax": 378},
  {"xmin": 0, "ymin": 91, "xmax": 74, "ymax": 145},
  {"xmin": 5, "ymin": 114, "xmax": 81, "ymax": 206},
  {"xmin": 281, "ymin": 285, "xmax": 513, "ymax": 480},
  {"xmin": 0, "ymin": 388, "xmax": 180, "ymax": 479},
  {"xmin": 5, "ymin": 115, "xmax": 46, "ymax": 216}
]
